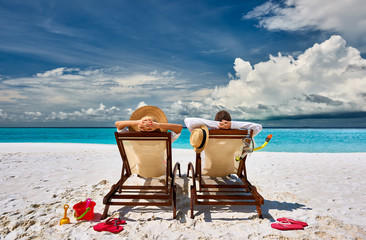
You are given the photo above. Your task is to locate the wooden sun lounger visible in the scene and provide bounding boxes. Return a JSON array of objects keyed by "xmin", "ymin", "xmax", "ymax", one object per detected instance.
[
  {"xmin": 102, "ymin": 131, "xmax": 181, "ymax": 219},
  {"xmin": 187, "ymin": 129, "xmax": 264, "ymax": 219}
]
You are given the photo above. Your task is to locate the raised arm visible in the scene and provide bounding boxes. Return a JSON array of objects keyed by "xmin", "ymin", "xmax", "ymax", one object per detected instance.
[
  {"xmin": 115, "ymin": 120, "xmax": 140, "ymax": 131},
  {"xmin": 184, "ymin": 118, "xmax": 219, "ymax": 132},
  {"xmin": 230, "ymin": 121, "xmax": 262, "ymax": 136},
  {"xmin": 184, "ymin": 117, "xmax": 262, "ymax": 136},
  {"xmin": 156, "ymin": 122, "xmax": 183, "ymax": 134},
  {"xmin": 116, "ymin": 120, "xmax": 182, "ymax": 134}
]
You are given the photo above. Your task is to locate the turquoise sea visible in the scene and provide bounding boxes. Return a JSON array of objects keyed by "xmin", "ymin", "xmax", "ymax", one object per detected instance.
[{"xmin": 0, "ymin": 128, "xmax": 365, "ymax": 153}]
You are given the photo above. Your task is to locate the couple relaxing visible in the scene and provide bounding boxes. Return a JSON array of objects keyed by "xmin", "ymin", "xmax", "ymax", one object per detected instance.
[
  {"xmin": 115, "ymin": 105, "xmax": 262, "ymax": 140},
  {"xmin": 103, "ymin": 106, "xmax": 264, "ymax": 220}
]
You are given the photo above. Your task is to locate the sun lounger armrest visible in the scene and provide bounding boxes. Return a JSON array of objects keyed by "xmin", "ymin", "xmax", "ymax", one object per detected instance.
[
  {"xmin": 187, "ymin": 162, "xmax": 197, "ymax": 189},
  {"xmin": 170, "ymin": 162, "xmax": 181, "ymax": 188}
]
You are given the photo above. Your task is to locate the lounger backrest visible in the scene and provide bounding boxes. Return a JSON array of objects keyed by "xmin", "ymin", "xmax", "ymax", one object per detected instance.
[
  {"xmin": 202, "ymin": 130, "xmax": 252, "ymax": 177},
  {"xmin": 115, "ymin": 132, "xmax": 171, "ymax": 178}
]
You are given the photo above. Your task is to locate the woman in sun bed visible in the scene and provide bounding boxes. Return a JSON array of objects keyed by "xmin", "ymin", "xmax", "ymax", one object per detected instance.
[{"xmin": 115, "ymin": 105, "xmax": 183, "ymax": 142}]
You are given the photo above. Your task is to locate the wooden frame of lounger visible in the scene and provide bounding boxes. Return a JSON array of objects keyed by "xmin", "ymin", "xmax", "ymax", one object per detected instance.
[
  {"xmin": 102, "ymin": 131, "xmax": 181, "ymax": 219},
  {"xmin": 187, "ymin": 129, "xmax": 264, "ymax": 219}
]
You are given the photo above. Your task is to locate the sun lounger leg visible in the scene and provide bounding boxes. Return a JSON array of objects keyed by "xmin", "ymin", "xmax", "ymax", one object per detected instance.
[
  {"xmin": 173, "ymin": 186, "xmax": 177, "ymax": 219},
  {"xmin": 190, "ymin": 185, "xmax": 195, "ymax": 219},
  {"xmin": 256, "ymin": 205, "xmax": 263, "ymax": 219},
  {"xmin": 102, "ymin": 204, "xmax": 110, "ymax": 220}
]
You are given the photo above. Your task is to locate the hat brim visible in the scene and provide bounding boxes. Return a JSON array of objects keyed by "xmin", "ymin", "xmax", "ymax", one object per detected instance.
[
  {"xmin": 193, "ymin": 125, "xmax": 209, "ymax": 153},
  {"xmin": 129, "ymin": 106, "xmax": 168, "ymax": 132}
]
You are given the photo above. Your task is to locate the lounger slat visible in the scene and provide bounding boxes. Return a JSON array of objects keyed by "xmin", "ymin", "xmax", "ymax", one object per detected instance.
[
  {"xmin": 108, "ymin": 202, "xmax": 172, "ymax": 206},
  {"xmin": 118, "ymin": 137, "xmax": 169, "ymax": 140},
  {"xmin": 122, "ymin": 186, "xmax": 167, "ymax": 190},
  {"xmin": 200, "ymin": 184, "xmax": 247, "ymax": 188},
  {"xmin": 196, "ymin": 195, "xmax": 255, "ymax": 200},
  {"xmin": 109, "ymin": 194, "xmax": 170, "ymax": 199},
  {"xmin": 196, "ymin": 201, "xmax": 257, "ymax": 206},
  {"xmin": 116, "ymin": 190, "xmax": 168, "ymax": 194},
  {"xmin": 198, "ymin": 190, "xmax": 249, "ymax": 193}
]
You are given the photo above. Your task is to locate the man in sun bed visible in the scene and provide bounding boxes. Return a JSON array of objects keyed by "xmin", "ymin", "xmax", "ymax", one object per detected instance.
[
  {"xmin": 115, "ymin": 105, "xmax": 183, "ymax": 142},
  {"xmin": 184, "ymin": 110, "xmax": 262, "ymax": 137}
]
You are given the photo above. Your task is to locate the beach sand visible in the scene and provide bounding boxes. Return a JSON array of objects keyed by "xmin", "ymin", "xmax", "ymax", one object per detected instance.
[{"xmin": 1, "ymin": 143, "xmax": 366, "ymax": 239}]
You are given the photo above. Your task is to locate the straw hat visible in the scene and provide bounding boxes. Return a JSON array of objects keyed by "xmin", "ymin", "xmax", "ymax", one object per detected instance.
[
  {"xmin": 190, "ymin": 125, "xmax": 209, "ymax": 153},
  {"xmin": 129, "ymin": 106, "xmax": 168, "ymax": 132}
]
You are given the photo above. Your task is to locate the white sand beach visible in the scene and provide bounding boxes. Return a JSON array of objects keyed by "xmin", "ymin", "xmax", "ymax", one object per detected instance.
[{"xmin": 1, "ymin": 143, "xmax": 366, "ymax": 239}]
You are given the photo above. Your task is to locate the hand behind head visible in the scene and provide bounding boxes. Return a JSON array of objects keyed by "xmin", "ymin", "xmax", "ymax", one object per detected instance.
[{"xmin": 138, "ymin": 119, "xmax": 158, "ymax": 132}]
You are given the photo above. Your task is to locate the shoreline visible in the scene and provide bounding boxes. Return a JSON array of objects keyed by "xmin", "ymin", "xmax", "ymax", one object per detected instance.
[
  {"xmin": 2, "ymin": 142, "xmax": 366, "ymax": 154},
  {"xmin": 1, "ymin": 143, "xmax": 366, "ymax": 239}
]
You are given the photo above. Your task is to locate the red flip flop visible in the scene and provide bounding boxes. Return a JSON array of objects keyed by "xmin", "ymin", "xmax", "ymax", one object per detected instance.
[
  {"xmin": 277, "ymin": 217, "xmax": 308, "ymax": 227},
  {"xmin": 93, "ymin": 218, "xmax": 126, "ymax": 234},
  {"xmin": 271, "ymin": 222, "xmax": 304, "ymax": 231},
  {"xmin": 106, "ymin": 218, "xmax": 126, "ymax": 225}
]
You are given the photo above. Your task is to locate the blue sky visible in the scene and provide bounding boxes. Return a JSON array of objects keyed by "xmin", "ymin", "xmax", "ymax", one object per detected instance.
[{"xmin": 1, "ymin": 0, "xmax": 366, "ymax": 127}]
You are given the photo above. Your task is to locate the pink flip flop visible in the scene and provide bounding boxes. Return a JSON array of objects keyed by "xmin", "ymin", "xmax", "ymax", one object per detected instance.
[
  {"xmin": 277, "ymin": 217, "xmax": 308, "ymax": 227},
  {"xmin": 271, "ymin": 222, "xmax": 304, "ymax": 231},
  {"xmin": 93, "ymin": 218, "xmax": 126, "ymax": 234}
]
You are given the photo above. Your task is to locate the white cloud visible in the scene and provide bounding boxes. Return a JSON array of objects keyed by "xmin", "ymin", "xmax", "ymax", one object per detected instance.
[
  {"xmin": 0, "ymin": 65, "xmax": 205, "ymax": 125},
  {"xmin": 164, "ymin": 35, "xmax": 366, "ymax": 121},
  {"xmin": 199, "ymin": 35, "xmax": 366, "ymax": 120},
  {"xmin": 125, "ymin": 102, "xmax": 148, "ymax": 116},
  {"xmin": 244, "ymin": 0, "xmax": 366, "ymax": 47},
  {"xmin": 46, "ymin": 103, "xmax": 120, "ymax": 121},
  {"xmin": 0, "ymin": 90, "xmax": 27, "ymax": 102},
  {"xmin": 161, "ymin": 71, "xmax": 176, "ymax": 77},
  {"xmin": 24, "ymin": 111, "xmax": 42, "ymax": 120},
  {"xmin": 200, "ymin": 48, "xmax": 228, "ymax": 55},
  {"xmin": 36, "ymin": 67, "xmax": 66, "ymax": 77},
  {"xmin": 2, "ymin": 35, "xmax": 366, "ymax": 125},
  {"xmin": 137, "ymin": 101, "xmax": 147, "ymax": 109},
  {"xmin": 169, "ymin": 100, "xmax": 221, "ymax": 121},
  {"xmin": 0, "ymin": 109, "xmax": 8, "ymax": 119},
  {"xmin": 1, "ymin": 67, "xmax": 188, "ymax": 114}
]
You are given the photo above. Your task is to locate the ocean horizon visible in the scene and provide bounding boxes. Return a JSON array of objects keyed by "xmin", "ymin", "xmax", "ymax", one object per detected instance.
[{"xmin": 1, "ymin": 127, "xmax": 365, "ymax": 153}]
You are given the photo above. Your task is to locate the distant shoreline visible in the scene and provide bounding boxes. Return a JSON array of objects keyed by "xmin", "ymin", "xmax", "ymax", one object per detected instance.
[{"xmin": 1, "ymin": 128, "xmax": 366, "ymax": 153}]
